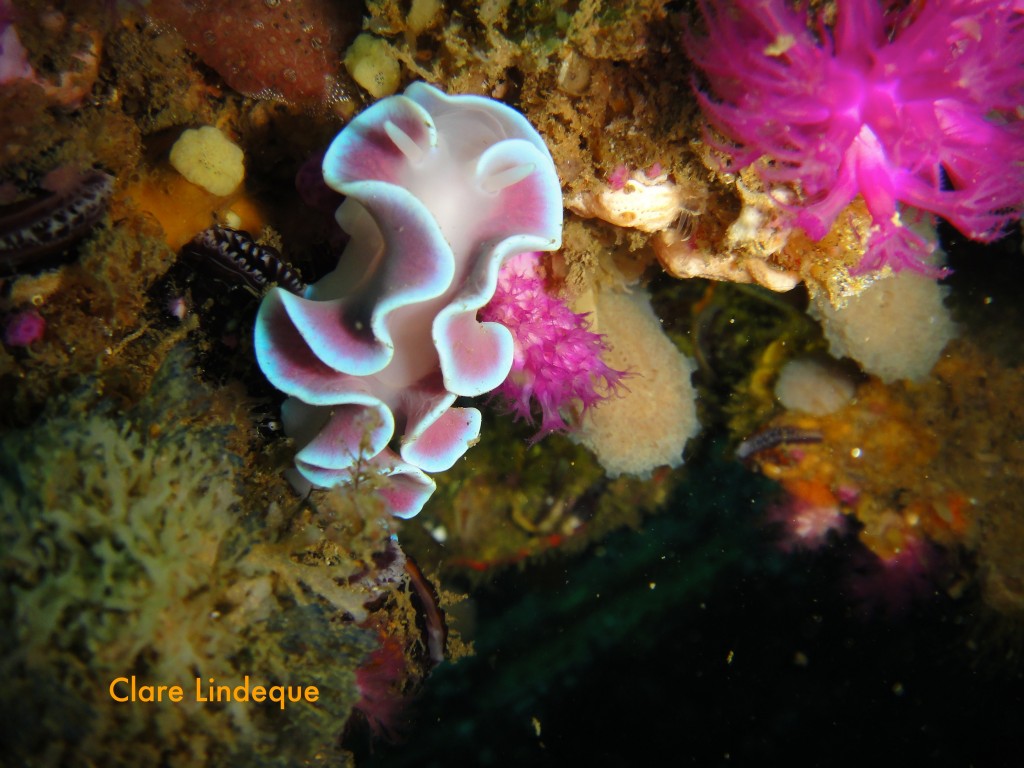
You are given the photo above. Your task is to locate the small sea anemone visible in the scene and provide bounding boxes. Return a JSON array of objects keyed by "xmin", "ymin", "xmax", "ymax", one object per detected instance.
[{"xmin": 480, "ymin": 252, "xmax": 624, "ymax": 440}]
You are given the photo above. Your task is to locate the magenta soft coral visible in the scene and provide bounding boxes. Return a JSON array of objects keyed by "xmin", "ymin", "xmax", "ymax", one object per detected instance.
[
  {"xmin": 480, "ymin": 253, "xmax": 624, "ymax": 439},
  {"xmin": 686, "ymin": 0, "xmax": 1024, "ymax": 273}
]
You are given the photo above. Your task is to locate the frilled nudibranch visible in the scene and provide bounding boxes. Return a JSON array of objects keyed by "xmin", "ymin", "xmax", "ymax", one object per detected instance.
[
  {"xmin": 255, "ymin": 82, "xmax": 562, "ymax": 517},
  {"xmin": 686, "ymin": 0, "xmax": 1024, "ymax": 274}
]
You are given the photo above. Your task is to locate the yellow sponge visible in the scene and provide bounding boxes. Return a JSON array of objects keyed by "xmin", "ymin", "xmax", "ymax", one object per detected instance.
[{"xmin": 169, "ymin": 126, "xmax": 245, "ymax": 197}]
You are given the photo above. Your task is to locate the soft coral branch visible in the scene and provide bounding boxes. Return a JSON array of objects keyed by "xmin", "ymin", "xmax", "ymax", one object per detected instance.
[
  {"xmin": 686, "ymin": 0, "xmax": 1024, "ymax": 274},
  {"xmin": 481, "ymin": 253, "xmax": 624, "ymax": 441}
]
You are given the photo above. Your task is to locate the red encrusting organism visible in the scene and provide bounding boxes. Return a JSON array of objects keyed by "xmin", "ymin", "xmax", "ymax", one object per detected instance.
[
  {"xmin": 685, "ymin": 0, "xmax": 1024, "ymax": 274},
  {"xmin": 146, "ymin": 0, "xmax": 359, "ymax": 107},
  {"xmin": 353, "ymin": 635, "xmax": 410, "ymax": 741}
]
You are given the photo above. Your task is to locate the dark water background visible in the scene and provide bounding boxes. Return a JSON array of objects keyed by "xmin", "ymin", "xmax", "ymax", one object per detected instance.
[{"xmin": 357, "ymin": 231, "xmax": 1024, "ymax": 768}]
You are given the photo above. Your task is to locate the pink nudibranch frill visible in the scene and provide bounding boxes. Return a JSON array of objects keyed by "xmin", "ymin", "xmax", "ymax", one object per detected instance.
[{"xmin": 255, "ymin": 82, "xmax": 563, "ymax": 517}]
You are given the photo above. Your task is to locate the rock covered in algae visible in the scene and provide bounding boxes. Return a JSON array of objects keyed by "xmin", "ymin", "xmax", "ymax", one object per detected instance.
[{"xmin": 0, "ymin": 352, "xmax": 377, "ymax": 767}]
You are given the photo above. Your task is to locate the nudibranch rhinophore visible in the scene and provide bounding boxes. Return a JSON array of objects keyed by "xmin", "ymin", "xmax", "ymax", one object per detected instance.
[{"xmin": 255, "ymin": 82, "xmax": 563, "ymax": 517}]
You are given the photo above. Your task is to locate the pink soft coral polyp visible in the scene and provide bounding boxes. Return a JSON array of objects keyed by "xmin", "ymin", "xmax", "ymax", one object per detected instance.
[
  {"xmin": 481, "ymin": 252, "xmax": 623, "ymax": 439},
  {"xmin": 255, "ymin": 82, "xmax": 562, "ymax": 517},
  {"xmin": 686, "ymin": 0, "xmax": 1024, "ymax": 273}
]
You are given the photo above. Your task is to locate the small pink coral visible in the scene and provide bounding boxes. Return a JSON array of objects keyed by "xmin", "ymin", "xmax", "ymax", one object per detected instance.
[
  {"xmin": 686, "ymin": 0, "xmax": 1024, "ymax": 274},
  {"xmin": 0, "ymin": 2, "xmax": 33, "ymax": 85},
  {"xmin": 607, "ymin": 164, "xmax": 629, "ymax": 191},
  {"xmin": 353, "ymin": 635, "xmax": 409, "ymax": 741},
  {"xmin": 845, "ymin": 537, "xmax": 937, "ymax": 615},
  {"xmin": 764, "ymin": 479, "xmax": 850, "ymax": 551},
  {"xmin": 767, "ymin": 495, "xmax": 848, "ymax": 553},
  {"xmin": 480, "ymin": 252, "xmax": 624, "ymax": 439},
  {"xmin": 3, "ymin": 308, "xmax": 45, "ymax": 347},
  {"xmin": 0, "ymin": 3, "xmax": 99, "ymax": 108}
]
